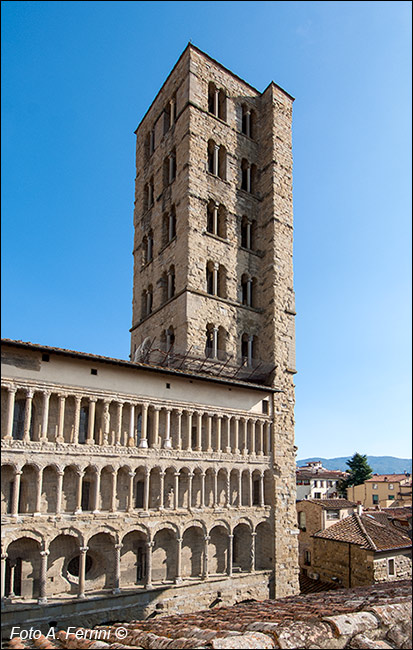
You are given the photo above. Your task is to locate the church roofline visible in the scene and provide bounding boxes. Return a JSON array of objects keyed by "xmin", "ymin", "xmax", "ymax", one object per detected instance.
[{"xmin": 1, "ymin": 338, "xmax": 281, "ymax": 393}]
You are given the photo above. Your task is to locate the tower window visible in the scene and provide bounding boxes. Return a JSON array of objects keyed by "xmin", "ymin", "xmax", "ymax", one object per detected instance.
[
  {"xmin": 208, "ymin": 82, "xmax": 227, "ymax": 121},
  {"xmin": 241, "ymin": 105, "xmax": 255, "ymax": 138},
  {"xmin": 207, "ymin": 140, "xmax": 226, "ymax": 180},
  {"xmin": 207, "ymin": 200, "xmax": 226, "ymax": 238},
  {"xmin": 241, "ymin": 216, "xmax": 255, "ymax": 250},
  {"xmin": 164, "ymin": 151, "xmax": 176, "ymax": 187}
]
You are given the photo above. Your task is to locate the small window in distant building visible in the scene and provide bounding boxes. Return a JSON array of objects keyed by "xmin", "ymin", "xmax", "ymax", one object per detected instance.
[
  {"xmin": 388, "ymin": 558, "xmax": 395, "ymax": 576},
  {"xmin": 314, "ymin": 492, "xmax": 321, "ymax": 499},
  {"xmin": 91, "ymin": 369, "xmax": 98, "ymax": 375},
  {"xmin": 389, "ymin": 484, "xmax": 394, "ymax": 490},
  {"xmin": 42, "ymin": 353, "xmax": 50, "ymax": 362},
  {"xmin": 373, "ymin": 483, "xmax": 378, "ymax": 489},
  {"xmin": 262, "ymin": 400, "xmax": 269, "ymax": 414},
  {"xmin": 388, "ymin": 495, "xmax": 395, "ymax": 500},
  {"xmin": 372, "ymin": 494, "xmax": 379, "ymax": 504},
  {"xmin": 304, "ymin": 550, "xmax": 311, "ymax": 566},
  {"xmin": 326, "ymin": 510, "xmax": 340, "ymax": 520}
]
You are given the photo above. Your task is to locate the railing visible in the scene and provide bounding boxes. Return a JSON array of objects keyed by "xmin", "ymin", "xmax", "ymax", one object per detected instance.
[{"xmin": 134, "ymin": 341, "xmax": 276, "ymax": 384}]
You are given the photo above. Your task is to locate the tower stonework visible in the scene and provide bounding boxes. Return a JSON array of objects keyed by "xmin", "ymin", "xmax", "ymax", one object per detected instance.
[{"xmin": 131, "ymin": 45, "xmax": 298, "ymax": 596}]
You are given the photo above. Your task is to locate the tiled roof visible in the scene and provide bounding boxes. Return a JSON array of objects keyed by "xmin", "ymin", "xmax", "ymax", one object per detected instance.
[
  {"xmin": 301, "ymin": 499, "xmax": 356, "ymax": 510},
  {"xmin": 366, "ymin": 474, "xmax": 409, "ymax": 483},
  {"xmin": 7, "ymin": 580, "xmax": 411, "ymax": 649},
  {"xmin": 314, "ymin": 513, "xmax": 412, "ymax": 551},
  {"xmin": 296, "ymin": 468, "xmax": 346, "ymax": 479}
]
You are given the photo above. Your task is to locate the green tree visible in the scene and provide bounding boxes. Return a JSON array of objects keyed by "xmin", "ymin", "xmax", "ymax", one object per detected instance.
[{"xmin": 341, "ymin": 452, "xmax": 373, "ymax": 489}]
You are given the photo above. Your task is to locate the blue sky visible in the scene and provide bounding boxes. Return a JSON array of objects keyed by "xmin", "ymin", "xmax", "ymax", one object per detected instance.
[{"xmin": 2, "ymin": 1, "xmax": 411, "ymax": 459}]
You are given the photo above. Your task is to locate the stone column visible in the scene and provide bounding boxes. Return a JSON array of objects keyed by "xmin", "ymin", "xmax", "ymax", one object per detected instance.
[
  {"xmin": 250, "ymin": 533, "xmax": 256, "ymax": 572},
  {"xmin": 238, "ymin": 471, "xmax": 242, "ymax": 507},
  {"xmin": 259, "ymin": 471, "xmax": 265, "ymax": 507},
  {"xmin": 175, "ymin": 409, "xmax": 182, "ymax": 450},
  {"xmin": 55, "ymin": 470, "xmax": 64, "ymax": 515},
  {"xmin": 11, "ymin": 470, "xmax": 22, "ymax": 516},
  {"xmin": 72, "ymin": 396, "xmax": 81, "ymax": 444},
  {"xmin": 233, "ymin": 417, "xmax": 239, "ymax": 454},
  {"xmin": 225, "ymin": 473, "xmax": 231, "ymax": 507},
  {"xmin": 227, "ymin": 535, "xmax": 233, "ymax": 576},
  {"xmin": 247, "ymin": 335, "xmax": 254, "ymax": 366},
  {"xmin": 225, "ymin": 416, "xmax": 231, "ymax": 453},
  {"xmin": 127, "ymin": 471, "xmax": 135, "ymax": 511},
  {"xmin": 250, "ymin": 420, "xmax": 256, "ymax": 456},
  {"xmin": 213, "ymin": 469, "xmax": 218, "ymax": 508},
  {"xmin": 145, "ymin": 542, "xmax": 154, "ymax": 589},
  {"xmin": 214, "ymin": 88, "xmax": 219, "ymax": 117},
  {"xmin": 174, "ymin": 472, "xmax": 179, "ymax": 510},
  {"xmin": 128, "ymin": 403, "xmax": 136, "ymax": 447},
  {"xmin": 213, "ymin": 201, "xmax": 219, "ymax": 235},
  {"xmin": 102, "ymin": 400, "xmax": 110, "ymax": 445},
  {"xmin": 74, "ymin": 470, "xmax": 85, "ymax": 514},
  {"xmin": 257, "ymin": 421, "xmax": 264, "ymax": 456},
  {"xmin": 246, "ymin": 219, "xmax": 252, "ymax": 250},
  {"xmin": 163, "ymin": 409, "xmax": 172, "ymax": 448},
  {"xmin": 56, "ymin": 394, "xmax": 66, "ymax": 443},
  {"xmin": 186, "ymin": 410, "xmax": 193, "ymax": 451},
  {"xmin": 247, "ymin": 278, "xmax": 252, "ymax": 307},
  {"xmin": 5, "ymin": 386, "xmax": 16, "ymax": 441},
  {"xmin": 93, "ymin": 468, "xmax": 101, "ymax": 513},
  {"xmin": 206, "ymin": 414, "xmax": 213, "ymax": 452},
  {"xmin": 115, "ymin": 402, "xmax": 123, "ymax": 446},
  {"xmin": 188, "ymin": 472, "xmax": 193, "ymax": 510},
  {"xmin": 265, "ymin": 422, "xmax": 271, "ymax": 455},
  {"xmin": 139, "ymin": 403, "xmax": 149, "ymax": 448},
  {"xmin": 23, "ymin": 389, "xmax": 34, "ymax": 442},
  {"xmin": 113, "ymin": 543, "xmax": 122, "ymax": 594},
  {"xmin": 40, "ymin": 390, "xmax": 51, "ymax": 442},
  {"xmin": 240, "ymin": 418, "xmax": 247, "ymax": 455},
  {"xmin": 78, "ymin": 546, "xmax": 89, "ymax": 599},
  {"xmin": 245, "ymin": 110, "xmax": 251, "ymax": 137},
  {"xmin": 200, "ymin": 471, "xmax": 205, "ymax": 508},
  {"xmin": 38, "ymin": 550, "xmax": 49, "ymax": 604},
  {"xmin": 34, "ymin": 467, "xmax": 43, "ymax": 515},
  {"xmin": 8, "ymin": 562, "xmax": 16, "ymax": 598},
  {"xmin": 144, "ymin": 468, "xmax": 150, "ymax": 511},
  {"xmin": 196, "ymin": 412, "xmax": 202, "ymax": 451},
  {"xmin": 203, "ymin": 536, "xmax": 210, "ymax": 579},
  {"xmin": 216, "ymin": 416, "xmax": 222, "ymax": 452},
  {"xmin": 159, "ymin": 470, "xmax": 165, "ymax": 509},
  {"xmin": 248, "ymin": 471, "xmax": 253, "ymax": 507},
  {"xmin": 152, "ymin": 406, "xmax": 160, "ymax": 448},
  {"xmin": 175, "ymin": 538, "xmax": 182, "ymax": 584},
  {"xmin": 86, "ymin": 398, "xmax": 97, "ymax": 444},
  {"xmin": 213, "ymin": 144, "xmax": 220, "ymax": 176},
  {"xmin": 1, "ymin": 553, "xmax": 7, "ymax": 601},
  {"xmin": 110, "ymin": 468, "xmax": 117, "ymax": 512},
  {"xmin": 212, "ymin": 262, "xmax": 219, "ymax": 296}
]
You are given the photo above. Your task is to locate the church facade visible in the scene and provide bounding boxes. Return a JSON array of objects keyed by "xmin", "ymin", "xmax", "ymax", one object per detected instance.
[{"xmin": 1, "ymin": 44, "xmax": 298, "ymax": 630}]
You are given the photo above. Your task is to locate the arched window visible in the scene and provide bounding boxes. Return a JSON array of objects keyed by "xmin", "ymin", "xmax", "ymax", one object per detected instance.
[
  {"xmin": 241, "ymin": 333, "xmax": 255, "ymax": 366},
  {"xmin": 241, "ymin": 216, "xmax": 255, "ymax": 250},
  {"xmin": 207, "ymin": 140, "xmax": 226, "ymax": 180},
  {"xmin": 208, "ymin": 83, "xmax": 226, "ymax": 121},
  {"xmin": 241, "ymin": 105, "xmax": 256, "ymax": 139},
  {"xmin": 207, "ymin": 200, "xmax": 227, "ymax": 238},
  {"xmin": 240, "ymin": 274, "xmax": 256, "ymax": 307},
  {"xmin": 167, "ymin": 265, "xmax": 175, "ymax": 300},
  {"xmin": 163, "ymin": 206, "xmax": 176, "ymax": 245},
  {"xmin": 163, "ymin": 151, "xmax": 176, "ymax": 187}
]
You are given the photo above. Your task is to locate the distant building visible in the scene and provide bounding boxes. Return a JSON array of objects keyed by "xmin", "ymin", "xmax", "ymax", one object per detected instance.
[
  {"xmin": 296, "ymin": 461, "xmax": 347, "ymax": 500},
  {"xmin": 296, "ymin": 498, "xmax": 356, "ymax": 576},
  {"xmin": 312, "ymin": 512, "xmax": 412, "ymax": 587},
  {"xmin": 347, "ymin": 473, "xmax": 412, "ymax": 508}
]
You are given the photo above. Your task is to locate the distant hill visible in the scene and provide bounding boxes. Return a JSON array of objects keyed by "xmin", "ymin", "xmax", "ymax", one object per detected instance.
[{"xmin": 297, "ymin": 456, "xmax": 412, "ymax": 475}]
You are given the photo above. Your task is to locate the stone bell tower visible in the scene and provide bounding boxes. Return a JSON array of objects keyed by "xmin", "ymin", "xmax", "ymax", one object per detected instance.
[{"xmin": 130, "ymin": 44, "xmax": 298, "ymax": 595}]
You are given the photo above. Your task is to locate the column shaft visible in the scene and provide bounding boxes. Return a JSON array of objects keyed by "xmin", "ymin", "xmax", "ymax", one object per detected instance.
[
  {"xmin": 41, "ymin": 391, "xmax": 51, "ymax": 441},
  {"xmin": 38, "ymin": 550, "xmax": 49, "ymax": 604},
  {"xmin": 56, "ymin": 394, "xmax": 66, "ymax": 443},
  {"xmin": 163, "ymin": 409, "xmax": 172, "ymax": 448},
  {"xmin": 139, "ymin": 403, "xmax": 148, "ymax": 448},
  {"xmin": 73, "ymin": 396, "xmax": 81, "ymax": 444},
  {"xmin": 34, "ymin": 467, "xmax": 43, "ymax": 514},
  {"xmin": 5, "ymin": 387, "xmax": 16, "ymax": 440},
  {"xmin": 86, "ymin": 398, "xmax": 96, "ymax": 444},
  {"xmin": 78, "ymin": 547, "xmax": 88, "ymax": 599},
  {"xmin": 11, "ymin": 471, "xmax": 22, "ymax": 516},
  {"xmin": 23, "ymin": 390, "xmax": 34, "ymax": 442}
]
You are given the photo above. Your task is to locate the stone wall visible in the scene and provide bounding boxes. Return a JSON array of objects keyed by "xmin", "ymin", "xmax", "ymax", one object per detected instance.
[{"xmin": 373, "ymin": 551, "xmax": 412, "ymax": 582}]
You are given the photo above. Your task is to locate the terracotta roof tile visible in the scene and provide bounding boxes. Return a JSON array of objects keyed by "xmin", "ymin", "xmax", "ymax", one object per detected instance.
[{"xmin": 313, "ymin": 513, "xmax": 412, "ymax": 550}]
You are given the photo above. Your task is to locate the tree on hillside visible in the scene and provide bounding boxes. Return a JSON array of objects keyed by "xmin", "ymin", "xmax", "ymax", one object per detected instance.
[{"xmin": 340, "ymin": 452, "xmax": 373, "ymax": 489}]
